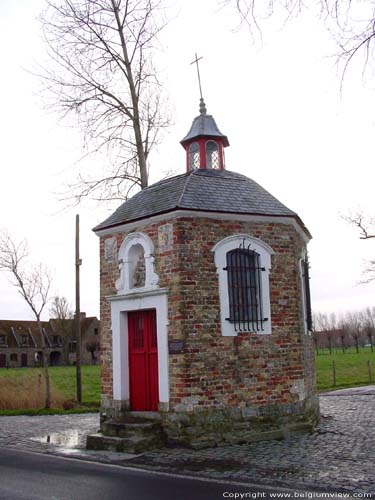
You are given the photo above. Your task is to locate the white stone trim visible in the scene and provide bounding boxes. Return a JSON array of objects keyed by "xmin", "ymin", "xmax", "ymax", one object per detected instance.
[
  {"xmin": 108, "ymin": 288, "xmax": 169, "ymax": 409},
  {"xmin": 116, "ymin": 232, "xmax": 159, "ymax": 294},
  {"xmin": 299, "ymin": 250, "xmax": 312, "ymax": 336},
  {"xmin": 212, "ymin": 234, "xmax": 274, "ymax": 336},
  {"xmin": 95, "ymin": 210, "xmax": 311, "ymax": 244}
]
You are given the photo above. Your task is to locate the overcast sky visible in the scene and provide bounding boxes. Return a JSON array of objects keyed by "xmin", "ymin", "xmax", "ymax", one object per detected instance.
[{"xmin": 0, "ymin": 0, "xmax": 374, "ymax": 321}]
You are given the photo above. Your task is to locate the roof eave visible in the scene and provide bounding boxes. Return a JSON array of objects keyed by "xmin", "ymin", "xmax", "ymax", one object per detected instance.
[
  {"xmin": 93, "ymin": 207, "xmax": 312, "ymax": 241},
  {"xmin": 180, "ymin": 135, "xmax": 230, "ymax": 148}
]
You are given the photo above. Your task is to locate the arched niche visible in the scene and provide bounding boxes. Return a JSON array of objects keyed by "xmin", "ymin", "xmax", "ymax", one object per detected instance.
[{"xmin": 115, "ymin": 232, "xmax": 159, "ymax": 294}]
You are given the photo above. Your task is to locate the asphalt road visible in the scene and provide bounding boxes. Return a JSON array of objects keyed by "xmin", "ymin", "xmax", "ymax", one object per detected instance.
[{"xmin": 0, "ymin": 448, "xmax": 284, "ymax": 500}]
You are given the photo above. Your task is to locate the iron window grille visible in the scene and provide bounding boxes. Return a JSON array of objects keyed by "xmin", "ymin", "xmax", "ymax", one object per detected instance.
[
  {"xmin": 224, "ymin": 242, "xmax": 268, "ymax": 332},
  {"xmin": 302, "ymin": 255, "xmax": 313, "ymax": 331}
]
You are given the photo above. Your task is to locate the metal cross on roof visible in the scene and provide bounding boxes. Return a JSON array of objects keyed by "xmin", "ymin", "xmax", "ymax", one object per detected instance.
[{"xmin": 190, "ymin": 53, "xmax": 204, "ymax": 100}]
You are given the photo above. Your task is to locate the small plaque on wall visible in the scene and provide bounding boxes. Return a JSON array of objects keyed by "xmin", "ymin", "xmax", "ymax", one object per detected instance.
[
  {"xmin": 158, "ymin": 223, "xmax": 173, "ymax": 252},
  {"xmin": 168, "ymin": 340, "xmax": 185, "ymax": 354},
  {"xmin": 104, "ymin": 237, "xmax": 117, "ymax": 262}
]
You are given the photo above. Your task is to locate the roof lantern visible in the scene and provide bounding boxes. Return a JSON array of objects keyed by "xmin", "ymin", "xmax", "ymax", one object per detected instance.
[
  {"xmin": 180, "ymin": 98, "xmax": 230, "ymax": 172},
  {"xmin": 181, "ymin": 54, "xmax": 230, "ymax": 172}
]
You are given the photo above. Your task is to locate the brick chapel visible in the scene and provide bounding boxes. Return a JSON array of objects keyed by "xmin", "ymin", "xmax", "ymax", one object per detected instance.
[{"xmin": 87, "ymin": 98, "xmax": 319, "ymax": 452}]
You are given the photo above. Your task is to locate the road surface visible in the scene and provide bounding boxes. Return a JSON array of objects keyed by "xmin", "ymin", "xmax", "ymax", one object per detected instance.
[{"xmin": 0, "ymin": 448, "xmax": 284, "ymax": 500}]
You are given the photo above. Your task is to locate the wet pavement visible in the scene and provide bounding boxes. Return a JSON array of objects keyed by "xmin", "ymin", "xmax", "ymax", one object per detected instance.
[{"xmin": 0, "ymin": 387, "xmax": 374, "ymax": 495}]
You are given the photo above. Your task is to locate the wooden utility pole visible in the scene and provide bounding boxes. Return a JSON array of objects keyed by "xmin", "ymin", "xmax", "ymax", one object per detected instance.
[{"xmin": 75, "ymin": 214, "xmax": 82, "ymax": 403}]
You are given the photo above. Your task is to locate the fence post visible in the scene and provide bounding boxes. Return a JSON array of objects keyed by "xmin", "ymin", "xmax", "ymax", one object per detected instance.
[
  {"xmin": 368, "ymin": 360, "xmax": 372, "ymax": 382},
  {"xmin": 332, "ymin": 360, "xmax": 336, "ymax": 387}
]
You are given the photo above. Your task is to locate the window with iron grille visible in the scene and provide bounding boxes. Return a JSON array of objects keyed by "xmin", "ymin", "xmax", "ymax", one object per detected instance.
[
  {"xmin": 225, "ymin": 246, "xmax": 267, "ymax": 332},
  {"xmin": 300, "ymin": 255, "xmax": 312, "ymax": 333},
  {"xmin": 213, "ymin": 234, "xmax": 274, "ymax": 336}
]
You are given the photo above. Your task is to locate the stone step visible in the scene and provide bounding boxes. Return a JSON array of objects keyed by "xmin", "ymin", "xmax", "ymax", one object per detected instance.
[
  {"xmin": 87, "ymin": 412, "xmax": 166, "ymax": 453},
  {"xmin": 102, "ymin": 419, "xmax": 161, "ymax": 438},
  {"xmin": 112, "ymin": 411, "xmax": 161, "ymax": 424},
  {"xmin": 129, "ymin": 411, "xmax": 161, "ymax": 421},
  {"xmin": 86, "ymin": 432, "xmax": 164, "ymax": 454}
]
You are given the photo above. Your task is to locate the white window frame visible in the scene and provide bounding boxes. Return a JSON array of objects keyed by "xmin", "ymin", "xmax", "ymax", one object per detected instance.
[
  {"xmin": 212, "ymin": 234, "xmax": 274, "ymax": 336},
  {"xmin": 299, "ymin": 251, "xmax": 312, "ymax": 336}
]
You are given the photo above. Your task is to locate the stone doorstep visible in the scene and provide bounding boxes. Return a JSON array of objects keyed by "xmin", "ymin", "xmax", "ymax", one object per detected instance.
[
  {"xmin": 86, "ymin": 433, "xmax": 164, "ymax": 454},
  {"xmin": 102, "ymin": 420, "xmax": 161, "ymax": 438},
  {"xmin": 129, "ymin": 411, "xmax": 161, "ymax": 421},
  {"xmin": 89, "ymin": 411, "xmax": 315, "ymax": 453},
  {"xmin": 109, "ymin": 411, "xmax": 161, "ymax": 424},
  {"xmin": 87, "ymin": 411, "xmax": 166, "ymax": 453}
]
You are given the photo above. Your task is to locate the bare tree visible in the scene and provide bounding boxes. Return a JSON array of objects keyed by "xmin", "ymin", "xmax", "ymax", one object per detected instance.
[
  {"xmin": 340, "ymin": 311, "xmax": 363, "ymax": 354},
  {"xmin": 38, "ymin": 0, "xmax": 169, "ymax": 204},
  {"xmin": 50, "ymin": 296, "xmax": 74, "ymax": 320},
  {"xmin": 0, "ymin": 232, "xmax": 52, "ymax": 408},
  {"xmin": 344, "ymin": 211, "xmax": 375, "ymax": 282},
  {"xmin": 50, "ymin": 296, "xmax": 74, "ymax": 362},
  {"xmin": 224, "ymin": 1, "xmax": 375, "ymax": 80},
  {"xmin": 361, "ymin": 306, "xmax": 375, "ymax": 351},
  {"xmin": 313, "ymin": 312, "xmax": 337, "ymax": 332},
  {"xmin": 340, "ymin": 330, "xmax": 346, "ymax": 353}
]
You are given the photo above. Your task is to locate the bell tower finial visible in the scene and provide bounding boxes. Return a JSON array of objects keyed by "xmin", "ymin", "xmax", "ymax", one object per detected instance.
[
  {"xmin": 199, "ymin": 98, "xmax": 207, "ymax": 115},
  {"xmin": 190, "ymin": 53, "xmax": 206, "ymax": 114},
  {"xmin": 181, "ymin": 54, "xmax": 229, "ymax": 172}
]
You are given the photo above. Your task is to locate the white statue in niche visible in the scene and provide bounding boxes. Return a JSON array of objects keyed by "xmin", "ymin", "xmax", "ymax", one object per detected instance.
[
  {"xmin": 129, "ymin": 244, "xmax": 146, "ymax": 288},
  {"xmin": 115, "ymin": 232, "xmax": 159, "ymax": 294}
]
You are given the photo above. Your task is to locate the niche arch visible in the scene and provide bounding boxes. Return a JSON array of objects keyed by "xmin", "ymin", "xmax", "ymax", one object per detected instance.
[{"xmin": 115, "ymin": 232, "xmax": 159, "ymax": 294}]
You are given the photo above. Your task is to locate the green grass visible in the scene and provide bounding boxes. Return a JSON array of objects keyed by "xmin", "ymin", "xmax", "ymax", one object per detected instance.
[
  {"xmin": 0, "ymin": 365, "xmax": 100, "ymax": 414},
  {"xmin": 315, "ymin": 347, "xmax": 375, "ymax": 392},
  {"xmin": 1, "ymin": 350, "xmax": 374, "ymax": 413}
]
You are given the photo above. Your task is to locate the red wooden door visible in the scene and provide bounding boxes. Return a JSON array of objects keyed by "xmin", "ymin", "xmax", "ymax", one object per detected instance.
[{"xmin": 128, "ymin": 310, "xmax": 159, "ymax": 411}]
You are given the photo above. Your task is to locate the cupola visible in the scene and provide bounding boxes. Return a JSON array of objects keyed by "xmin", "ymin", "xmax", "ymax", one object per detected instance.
[{"xmin": 180, "ymin": 98, "xmax": 229, "ymax": 172}]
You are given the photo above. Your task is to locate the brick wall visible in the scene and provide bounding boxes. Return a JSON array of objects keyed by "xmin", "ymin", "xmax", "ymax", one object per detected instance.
[{"xmin": 99, "ymin": 215, "xmax": 318, "ymax": 422}]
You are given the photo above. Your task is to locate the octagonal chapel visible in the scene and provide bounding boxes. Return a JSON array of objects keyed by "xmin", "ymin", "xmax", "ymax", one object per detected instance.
[{"xmin": 87, "ymin": 99, "xmax": 319, "ymax": 451}]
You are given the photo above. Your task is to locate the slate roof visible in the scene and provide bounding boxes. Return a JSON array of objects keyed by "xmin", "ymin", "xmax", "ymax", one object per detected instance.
[
  {"xmin": 180, "ymin": 112, "xmax": 229, "ymax": 147},
  {"xmin": 94, "ymin": 169, "xmax": 310, "ymax": 237}
]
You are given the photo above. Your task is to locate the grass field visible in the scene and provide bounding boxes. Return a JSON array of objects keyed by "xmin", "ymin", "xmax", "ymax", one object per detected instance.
[
  {"xmin": 315, "ymin": 347, "xmax": 375, "ymax": 391},
  {"xmin": 1, "ymin": 349, "xmax": 375, "ymax": 413},
  {"xmin": 0, "ymin": 365, "xmax": 100, "ymax": 414}
]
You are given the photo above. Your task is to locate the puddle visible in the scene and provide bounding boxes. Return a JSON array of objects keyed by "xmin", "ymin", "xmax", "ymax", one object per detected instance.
[{"xmin": 31, "ymin": 429, "xmax": 82, "ymax": 449}]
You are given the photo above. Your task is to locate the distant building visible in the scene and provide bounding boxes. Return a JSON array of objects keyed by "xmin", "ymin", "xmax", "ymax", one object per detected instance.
[{"xmin": 0, "ymin": 313, "xmax": 100, "ymax": 368}]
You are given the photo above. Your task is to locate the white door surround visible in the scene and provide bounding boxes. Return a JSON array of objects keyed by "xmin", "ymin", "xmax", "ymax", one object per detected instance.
[{"xmin": 108, "ymin": 288, "xmax": 169, "ymax": 410}]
